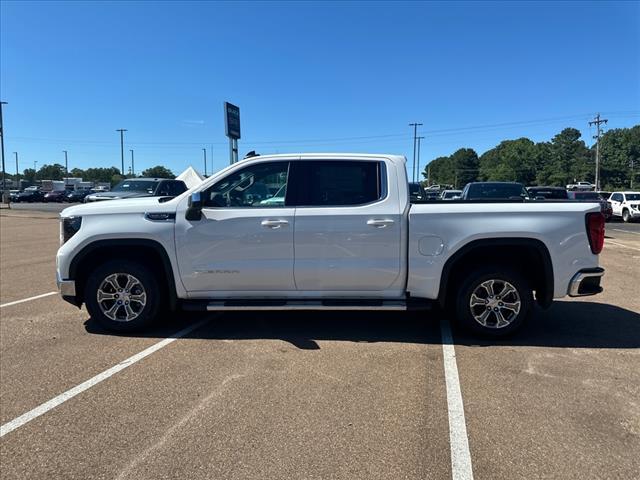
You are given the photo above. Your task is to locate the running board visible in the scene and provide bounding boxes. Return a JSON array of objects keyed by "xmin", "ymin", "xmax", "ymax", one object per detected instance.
[{"xmin": 181, "ymin": 298, "xmax": 434, "ymax": 312}]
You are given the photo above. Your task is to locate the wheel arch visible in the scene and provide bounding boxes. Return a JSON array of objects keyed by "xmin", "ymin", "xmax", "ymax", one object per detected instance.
[
  {"xmin": 437, "ymin": 238, "xmax": 554, "ymax": 309},
  {"xmin": 69, "ymin": 239, "xmax": 178, "ymax": 310}
]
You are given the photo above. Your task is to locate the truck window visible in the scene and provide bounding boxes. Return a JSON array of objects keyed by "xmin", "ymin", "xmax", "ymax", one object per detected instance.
[
  {"xmin": 297, "ymin": 161, "xmax": 383, "ymax": 206},
  {"xmin": 203, "ymin": 161, "xmax": 290, "ymax": 208}
]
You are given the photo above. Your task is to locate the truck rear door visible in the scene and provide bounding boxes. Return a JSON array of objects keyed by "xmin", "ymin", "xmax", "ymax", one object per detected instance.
[{"xmin": 291, "ymin": 159, "xmax": 402, "ymax": 291}]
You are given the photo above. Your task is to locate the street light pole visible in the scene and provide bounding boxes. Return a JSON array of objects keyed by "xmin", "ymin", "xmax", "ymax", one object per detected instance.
[
  {"xmin": 202, "ymin": 148, "xmax": 207, "ymax": 176},
  {"xmin": 63, "ymin": 150, "xmax": 68, "ymax": 182},
  {"xmin": 0, "ymin": 101, "xmax": 7, "ymax": 193},
  {"xmin": 116, "ymin": 129, "xmax": 127, "ymax": 176},
  {"xmin": 14, "ymin": 152, "xmax": 18, "ymax": 183},
  {"xmin": 130, "ymin": 149, "xmax": 135, "ymax": 176}
]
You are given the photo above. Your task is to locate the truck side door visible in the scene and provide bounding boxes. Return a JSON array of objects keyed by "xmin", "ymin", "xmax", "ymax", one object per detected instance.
[
  {"xmin": 610, "ymin": 193, "xmax": 623, "ymax": 215},
  {"xmin": 291, "ymin": 159, "xmax": 402, "ymax": 291},
  {"xmin": 175, "ymin": 161, "xmax": 295, "ymax": 293}
]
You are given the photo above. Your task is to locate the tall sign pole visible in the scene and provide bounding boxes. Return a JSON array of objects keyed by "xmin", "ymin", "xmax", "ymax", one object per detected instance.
[
  {"xmin": 0, "ymin": 101, "xmax": 7, "ymax": 192},
  {"xmin": 416, "ymin": 136, "xmax": 425, "ymax": 183},
  {"xmin": 116, "ymin": 129, "xmax": 127, "ymax": 176},
  {"xmin": 589, "ymin": 113, "xmax": 607, "ymax": 191},
  {"xmin": 63, "ymin": 150, "xmax": 68, "ymax": 181},
  {"xmin": 130, "ymin": 149, "xmax": 135, "ymax": 176},
  {"xmin": 224, "ymin": 102, "xmax": 241, "ymax": 164},
  {"xmin": 202, "ymin": 148, "xmax": 207, "ymax": 176}
]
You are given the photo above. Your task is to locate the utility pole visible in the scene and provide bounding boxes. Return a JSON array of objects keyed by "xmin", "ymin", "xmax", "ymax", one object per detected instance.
[
  {"xmin": 408, "ymin": 122, "xmax": 422, "ymax": 183},
  {"xmin": 589, "ymin": 113, "xmax": 607, "ymax": 191},
  {"xmin": 0, "ymin": 101, "xmax": 7, "ymax": 194},
  {"xmin": 427, "ymin": 163, "xmax": 431, "ymax": 187},
  {"xmin": 631, "ymin": 159, "xmax": 635, "ymax": 189},
  {"xmin": 13, "ymin": 152, "xmax": 18, "ymax": 183},
  {"xmin": 63, "ymin": 150, "xmax": 68, "ymax": 182},
  {"xmin": 202, "ymin": 148, "xmax": 207, "ymax": 176},
  {"xmin": 130, "ymin": 149, "xmax": 135, "ymax": 176},
  {"xmin": 116, "ymin": 129, "xmax": 127, "ymax": 176},
  {"xmin": 416, "ymin": 136, "xmax": 425, "ymax": 183}
]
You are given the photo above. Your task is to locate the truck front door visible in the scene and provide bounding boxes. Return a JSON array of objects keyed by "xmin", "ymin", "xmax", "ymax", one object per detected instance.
[{"xmin": 175, "ymin": 161, "xmax": 295, "ymax": 293}]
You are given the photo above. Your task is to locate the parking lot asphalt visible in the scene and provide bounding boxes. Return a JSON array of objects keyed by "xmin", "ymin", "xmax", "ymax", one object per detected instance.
[{"xmin": 0, "ymin": 211, "xmax": 638, "ymax": 479}]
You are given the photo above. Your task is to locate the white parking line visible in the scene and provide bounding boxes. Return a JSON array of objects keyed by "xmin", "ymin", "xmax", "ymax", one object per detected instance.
[
  {"xmin": 440, "ymin": 318, "xmax": 474, "ymax": 480},
  {"xmin": 606, "ymin": 240, "xmax": 640, "ymax": 252},
  {"xmin": 0, "ymin": 318, "xmax": 209, "ymax": 438},
  {"xmin": 611, "ymin": 228, "xmax": 640, "ymax": 236},
  {"xmin": 0, "ymin": 292, "xmax": 57, "ymax": 308}
]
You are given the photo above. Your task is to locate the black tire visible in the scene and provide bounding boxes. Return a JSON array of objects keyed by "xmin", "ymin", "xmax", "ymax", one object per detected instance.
[
  {"xmin": 454, "ymin": 266, "xmax": 532, "ymax": 338},
  {"xmin": 622, "ymin": 209, "xmax": 630, "ymax": 223},
  {"xmin": 84, "ymin": 260, "xmax": 162, "ymax": 332}
]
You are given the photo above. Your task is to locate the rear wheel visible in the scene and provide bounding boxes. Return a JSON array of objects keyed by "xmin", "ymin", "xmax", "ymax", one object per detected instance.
[
  {"xmin": 85, "ymin": 260, "xmax": 161, "ymax": 332},
  {"xmin": 455, "ymin": 267, "xmax": 532, "ymax": 338}
]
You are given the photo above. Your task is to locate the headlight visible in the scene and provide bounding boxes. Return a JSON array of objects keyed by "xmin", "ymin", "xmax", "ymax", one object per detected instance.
[{"xmin": 60, "ymin": 216, "xmax": 82, "ymax": 245}]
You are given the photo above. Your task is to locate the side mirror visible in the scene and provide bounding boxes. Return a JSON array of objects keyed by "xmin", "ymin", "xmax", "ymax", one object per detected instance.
[{"xmin": 185, "ymin": 191, "xmax": 203, "ymax": 221}]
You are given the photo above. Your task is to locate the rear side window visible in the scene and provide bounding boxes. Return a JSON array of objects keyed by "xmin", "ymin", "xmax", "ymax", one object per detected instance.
[{"xmin": 295, "ymin": 161, "xmax": 383, "ymax": 206}]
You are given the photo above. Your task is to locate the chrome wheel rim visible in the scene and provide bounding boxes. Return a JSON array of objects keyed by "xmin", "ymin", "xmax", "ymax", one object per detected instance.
[
  {"xmin": 97, "ymin": 273, "xmax": 147, "ymax": 322},
  {"xmin": 469, "ymin": 279, "xmax": 521, "ymax": 329}
]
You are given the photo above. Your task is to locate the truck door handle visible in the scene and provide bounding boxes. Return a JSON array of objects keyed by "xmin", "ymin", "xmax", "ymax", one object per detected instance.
[
  {"xmin": 367, "ymin": 219, "xmax": 394, "ymax": 228},
  {"xmin": 261, "ymin": 219, "xmax": 289, "ymax": 229}
]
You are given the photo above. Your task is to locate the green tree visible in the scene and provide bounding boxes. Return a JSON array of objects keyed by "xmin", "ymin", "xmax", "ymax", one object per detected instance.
[
  {"xmin": 141, "ymin": 165, "xmax": 175, "ymax": 179},
  {"xmin": 451, "ymin": 148, "xmax": 479, "ymax": 188},
  {"xmin": 423, "ymin": 156, "xmax": 455, "ymax": 186},
  {"xmin": 599, "ymin": 126, "xmax": 640, "ymax": 190},
  {"xmin": 35, "ymin": 163, "xmax": 65, "ymax": 180},
  {"xmin": 22, "ymin": 168, "xmax": 36, "ymax": 183},
  {"xmin": 537, "ymin": 128, "xmax": 591, "ymax": 186},
  {"xmin": 479, "ymin": 138, "xmax": 537, "ymax": 184},
  {"xmin": 69, "ymin": 168, "xmax": 86, "ymax": 178}
]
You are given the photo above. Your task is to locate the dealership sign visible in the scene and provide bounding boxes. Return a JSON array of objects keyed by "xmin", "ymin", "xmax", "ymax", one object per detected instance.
[{"xmin": 224, "ymin": 102, "xmax": 241, "ymax": 140}]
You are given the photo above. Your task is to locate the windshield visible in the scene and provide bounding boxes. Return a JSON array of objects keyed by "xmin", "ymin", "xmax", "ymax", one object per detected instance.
[
  {"xmin": 626, "ymin": 194, "xmax": 640, "ymax": 201},
  {"xmin": 530, "ymin": 189, "xmax": 567, "ymax": 199},
  {"xmin": 409, "ymin": 183, "xmax": 424, "ymax": 194},
  {"xmin": 111, "ymin": 180, "xmax": 159, "ymax": 193},
  {"xmin": 443, "ymin": 191, "xmax": 461, "ymax": 198}
]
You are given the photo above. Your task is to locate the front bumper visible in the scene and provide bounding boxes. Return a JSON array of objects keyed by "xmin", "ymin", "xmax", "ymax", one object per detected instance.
[
  {"xmin": 56, "ymin": 273, "xmax": 80, "ymax": 306},
  {"xmin": 568, "ymin": 267, "xmax": 604, "ymax": 297}
]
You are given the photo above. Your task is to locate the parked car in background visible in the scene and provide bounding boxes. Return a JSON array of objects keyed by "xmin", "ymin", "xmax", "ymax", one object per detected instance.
[
  {"xmin": 44, "ymin": 190, "xmax": 68, "ymax": 203},
  {"xmin": 597, "ymin": 191, "xmax": 611, "ymax": 201},
  {"xmin": 568, "ymin": 191, "xmax": 612, "ymax": 221},
  {"xmin": 440, "ymin": 189, "xmax": 462, "ymax": 200},
  {"xmin": 66, "ymin": 190, "xmax": 94, "ymax": 203},
  {"xmin": 15, "ymin": 187, "xmax": 45, "ymax": 203},
  {"xmin": 608, "ymin": 191, "xmax": 640, "ymax": 222},
  {"xmin": 527, "ymin": 186, "xmax": 568, "ymax": 200},
  {"xmin": 84, "ymin": 178, "xmax": 187, "ymax": 202},
  {"xmin": 566, "ymin": 181, "xmax": 595, "ymax": 191},
  {"xmin": 408, "ymin": 182, "xmax": 427, "ymax": 202},
  {"xmin": 9, "ymin": 190, "xmax": 20, "ymax": 202},
  {"xmin": 460, "ymin": 182, "xmax": 529, "ymax": 201}
]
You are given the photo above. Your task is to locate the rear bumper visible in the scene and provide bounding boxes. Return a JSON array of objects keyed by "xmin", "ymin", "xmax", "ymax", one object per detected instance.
[{"xmin": 568, "ymin": 267, "xmax": 604, "ymax": 297}]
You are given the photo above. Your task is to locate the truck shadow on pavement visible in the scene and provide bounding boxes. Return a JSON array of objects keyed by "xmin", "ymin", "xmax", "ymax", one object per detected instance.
[{"xmin": 84, "ymin": 300, "xmax": 640, "ymax": 350}]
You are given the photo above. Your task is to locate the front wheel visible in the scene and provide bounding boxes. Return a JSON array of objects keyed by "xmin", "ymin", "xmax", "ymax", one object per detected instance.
[
  {"xmin": 622, "ymin": 209, "xmax": 631, "ymax": 223},
  {"xmin": 455, "ymin": 267, "xmax": 532, "ymax": 338},
  {"xmin": 85, "ymin": 260, "xmax": 162, "ymax": 332}
]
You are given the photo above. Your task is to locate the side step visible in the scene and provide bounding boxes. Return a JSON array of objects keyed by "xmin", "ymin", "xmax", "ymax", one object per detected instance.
[{"xmin": 181, "ymin": 298, "xmax": 434, "ymax": 312}]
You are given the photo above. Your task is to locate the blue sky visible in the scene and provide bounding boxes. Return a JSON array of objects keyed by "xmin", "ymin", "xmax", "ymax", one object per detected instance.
[{"xmin": 1, "ymin": 0, "xmax": 638, "ymax": 176}]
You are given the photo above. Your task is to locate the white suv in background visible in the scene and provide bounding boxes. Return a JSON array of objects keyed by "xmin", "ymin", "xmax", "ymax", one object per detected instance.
[{"xmin": 608, "ymin": 191, "xmax": 640, "ymax": 222}]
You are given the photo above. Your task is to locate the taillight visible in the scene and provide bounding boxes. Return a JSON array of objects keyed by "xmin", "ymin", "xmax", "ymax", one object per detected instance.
[{"xmin": 586, "ymin": 212, "xmax": 605, "ymax": 254}]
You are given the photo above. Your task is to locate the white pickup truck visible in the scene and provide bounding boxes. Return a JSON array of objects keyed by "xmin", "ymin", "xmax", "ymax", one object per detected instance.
[{"xmin": 56, "ymin": 154, "xmax": 605, "ymax": 337}]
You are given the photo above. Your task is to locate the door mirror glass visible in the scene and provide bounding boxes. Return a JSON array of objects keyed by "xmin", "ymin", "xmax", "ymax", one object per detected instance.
[{"xmin": 186, "ymin": 191, "xmax": 203, "ymax": 220}]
